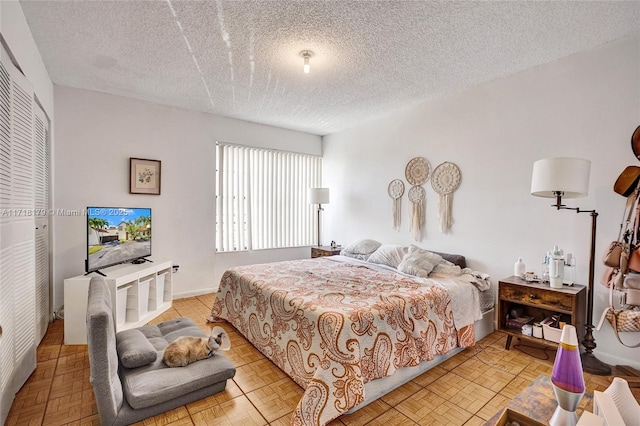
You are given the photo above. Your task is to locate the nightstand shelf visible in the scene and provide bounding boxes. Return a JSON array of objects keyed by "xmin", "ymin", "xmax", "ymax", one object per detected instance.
[
  {"xmin": 311, "ymin": 246, "xmax": 342, "ymax": 258},
  {"xmin": 498, "ymin": 276, "xmax": 586, "ymax": 350}
]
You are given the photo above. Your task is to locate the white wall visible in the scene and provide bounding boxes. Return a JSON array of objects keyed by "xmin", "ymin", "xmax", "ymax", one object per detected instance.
[
  {"xmin": 323, "ymin": 34, "xmax": 640, "ymax": 368},
  {"xmin": 53, "ymin": 86, "xmax": 321, "ymax": 309}
]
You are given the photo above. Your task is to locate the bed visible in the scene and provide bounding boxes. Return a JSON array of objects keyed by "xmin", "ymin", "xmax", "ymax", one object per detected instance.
[{"xmin": 209, "ymin": 245, "xmax": 495, "ymax": 426}]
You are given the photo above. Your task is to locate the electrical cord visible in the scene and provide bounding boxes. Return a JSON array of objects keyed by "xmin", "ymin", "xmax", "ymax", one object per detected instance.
[
  {"xmin": 53, "ymin": 305, "xmax": 64, "ymax": 320},
  {"xmin": 466, "ymin": 336, "xmax": 555, "ymax": 372},
  {"xmin": 512, "ymin": 342, "xmax": 554, "ymax": 360}
]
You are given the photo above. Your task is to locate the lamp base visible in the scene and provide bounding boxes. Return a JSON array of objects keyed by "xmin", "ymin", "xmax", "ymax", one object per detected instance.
[
  {"xmin": 549, "ymin": 406, "xmax": 579, "ymax": 426},
  {"xmin": 581, "ymin": 352, "xmax": 611, "ymax": 376}
]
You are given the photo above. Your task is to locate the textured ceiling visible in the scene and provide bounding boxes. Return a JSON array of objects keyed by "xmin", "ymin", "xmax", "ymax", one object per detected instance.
[{"xmin": 19, "ymin": 1, "xmax": 640, "ymax": 136}]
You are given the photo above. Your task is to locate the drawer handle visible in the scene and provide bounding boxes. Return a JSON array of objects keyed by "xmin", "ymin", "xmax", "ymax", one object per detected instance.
[{"xmin": 529, "ymin": 294, "xmax": 537, "ymax": 299}]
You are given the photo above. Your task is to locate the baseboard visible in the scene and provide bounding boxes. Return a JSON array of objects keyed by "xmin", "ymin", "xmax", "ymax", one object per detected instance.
[{"xmin": 172, "ymin": 288, "xmax": 218, "ymax": 299}]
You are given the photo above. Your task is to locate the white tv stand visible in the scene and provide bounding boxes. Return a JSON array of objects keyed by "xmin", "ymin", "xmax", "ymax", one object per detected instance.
[{"xmin": 64, "ymin": 260, "xmax": 173, "ymax": 345}]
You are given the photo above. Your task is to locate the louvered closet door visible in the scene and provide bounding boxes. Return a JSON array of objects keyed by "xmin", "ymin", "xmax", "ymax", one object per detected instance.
[
  {"xmin": 8, "ymin": 51, "xmax": 36, "ymax": 400},
  {"xmin": 0, "ymin": 46, "xmax": 15, "ymax": 426},
  {"xmin": 0, "ymin": 45, "xmax": 37, "ymax": 425},
  {"xmin": 33, "ymin": 103, "xmax": 50, "ymax": 344}
]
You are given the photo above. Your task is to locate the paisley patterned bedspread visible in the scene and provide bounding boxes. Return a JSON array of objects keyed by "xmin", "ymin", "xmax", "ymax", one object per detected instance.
[{"xmin": 210, "ymin": 257, "xmax": 476, "ymax": 425}]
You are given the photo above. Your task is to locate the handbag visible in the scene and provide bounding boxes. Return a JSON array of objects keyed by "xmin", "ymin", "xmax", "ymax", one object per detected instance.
[
  {"xmin": 622, "ymin": 272, "xmax": 640, "ymax": 305},
  {"xmin": 596, "ymin": 278, "xmax": 640, "ymax": 348},
  {"xmin": 601, "ymin": 267, "xmax": 626, "ymax": 290},
  {"xmin": 621, "ymin": 248, "xmax": 630, "ymax": 275},
  {"xmin": 603, "ymin": 190, "xmax": 638, "ymax": 269},
  {"xmin": 626, "ymin": 190, "xmax": 640, "ymax": 273},
  {"xmin": 601, "ymin": 266, "xmax": 616, "ymax": 287},
  {"xmin": 614, "ymin": 269, "xmax": 625, "ymax": 290},
  {"xmin": 606, "ymin": 308, "xmax": 640, "ymax": 341},
  {"xmin": 629, "ymin": 247, "xmax": 640, "ymax": 273},
  {"xmin": 626, "ymin": 289, "xmax": 640, "ymax": 306},
  {"xmin": 623, "ymin": 271, "xmax": 640, "ymax": 290},
  {"xmin": 603, "ymin": 241, "xmax": 625, "ymax": 268}
]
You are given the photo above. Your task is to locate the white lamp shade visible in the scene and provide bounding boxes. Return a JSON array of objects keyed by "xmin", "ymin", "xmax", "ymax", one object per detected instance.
[
  {"xmin": 309, "ymin": 188, "xmax": 330, "ymax": 204},
  {"xmin": 531, "ymin": 157, "xmax": 590, "ymax": 199}
]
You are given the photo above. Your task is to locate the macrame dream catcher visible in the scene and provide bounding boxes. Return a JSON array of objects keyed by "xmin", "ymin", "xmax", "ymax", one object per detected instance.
[
  {"xmin": 408, "ymin": 186, "xmax": 426, "ymax": 241},
  {"xmin": 431, "ymin": 161, "xmax": 461, "ymax": 233},
  {"xmin": 388, "ymin": 179, "xmax": 405, "ymax": 230},
  {"xmin": 405, "ymin": 157, "xmax": 430, "ymax": 241}
]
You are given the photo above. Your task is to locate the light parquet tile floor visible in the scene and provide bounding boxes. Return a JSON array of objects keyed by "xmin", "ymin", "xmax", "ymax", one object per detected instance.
[{"xmin": 7, "ymin": 293, "xmax": 640, "ymax": 426}]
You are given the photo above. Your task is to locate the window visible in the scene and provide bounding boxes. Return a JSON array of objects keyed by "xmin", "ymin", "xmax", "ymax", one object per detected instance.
[{"xmin": 216, "ymin": 142, "xmax": 322, "ymax": 252}]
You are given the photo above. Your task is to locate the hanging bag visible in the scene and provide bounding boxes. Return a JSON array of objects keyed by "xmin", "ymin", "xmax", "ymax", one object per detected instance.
[
  {"xmin": 600, "ymin": 266, "xmax": 616, "ymax": 287},
  {"xmin": 603, "ymin": 242, "xmax": 625, "ymax": 268},
  {"xmin": 597, "ymin": 274, "xmax": 640, "ymax": 348},
  {"xmin": 596, "ymin": 172, "xmax": 640, "ymax": 346},
  {"xmin": 603, "ymin": 189, "xmax": 638, "ymax": 270},
  {"xmin": 626, "ymin": 288, "xmax": 640, "ymax": 305},
  {"xmin": 629, "ymin": 212, "xmax": 640, "ymax": 274},
  {"xmin": 623, "ymin": 271, "xmax": 640, "ymax": 304}
]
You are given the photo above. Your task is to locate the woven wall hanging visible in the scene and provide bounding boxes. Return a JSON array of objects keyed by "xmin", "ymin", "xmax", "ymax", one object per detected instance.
[
  {"xmin": 431, "ymin": 161, "xmax": 461, "ymax": 233},
  {"xmin": 405, "ymin": 157, "xmax": 431, "ymax": 241},
  {"xmin": 405, "ymin": 157, "xmax": 430, "ymax": 185},
  {"xmin": 408, "ymin": 186, "xmax": 426, "ymax": 241},
  {"xmin": 388, "ymin": 179, "xmax": 405, "ymax": 230}
]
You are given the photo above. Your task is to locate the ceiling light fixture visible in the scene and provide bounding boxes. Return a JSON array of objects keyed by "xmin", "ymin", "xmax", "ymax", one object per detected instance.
[{"xmin": 299, "ymin": 50, "xmax": 314, "ymax": 74}]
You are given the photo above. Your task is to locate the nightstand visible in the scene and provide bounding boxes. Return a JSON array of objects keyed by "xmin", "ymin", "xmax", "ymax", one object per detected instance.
[
  {"xmin": 498, "ymin": 276, "xmax": 586, "ymax": 350},
  {"xmin": 311, "ymin": 246, "xmax": 342, "ymax": 258}
]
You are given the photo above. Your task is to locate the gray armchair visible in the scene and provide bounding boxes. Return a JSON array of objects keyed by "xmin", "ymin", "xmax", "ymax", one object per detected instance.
[{"xmin": 86, "ymin": 276, "xmax": 235, "ymax": 425}]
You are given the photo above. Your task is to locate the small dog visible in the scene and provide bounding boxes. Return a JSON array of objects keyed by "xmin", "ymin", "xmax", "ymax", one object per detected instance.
[{"xmin": 163, "ymin": 327, "xmax": 229, "ymax": 367}]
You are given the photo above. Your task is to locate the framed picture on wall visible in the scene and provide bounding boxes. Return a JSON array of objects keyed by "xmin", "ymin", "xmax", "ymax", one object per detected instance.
[{"xmin": 130, "ymin": 157, "xmax": 161, "ymax": 195}]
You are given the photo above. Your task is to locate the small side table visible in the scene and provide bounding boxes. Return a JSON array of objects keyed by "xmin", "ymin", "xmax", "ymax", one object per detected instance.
[
  {"xmin": 497, "ymin": 276, "xmax": 585, "ymax": 350},
  {"xmin": 311, "ymin": 246, "xmax": 342, "ymax": 258},
  {"xmin": 485, "ymin": 375, "xmax": 592, "ymax": 425}
]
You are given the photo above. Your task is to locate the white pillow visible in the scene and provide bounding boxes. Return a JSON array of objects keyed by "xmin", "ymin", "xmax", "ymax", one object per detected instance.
[
  {"xmin": 340, "ymin": 239, "xmax": 381, "ymax": 261},
  {"xmin": 432, "ymin": 259, "xmax": 462, "ymax": 275},
  {"xmin": 367, "ymin": 245, "xmax": 408, "ymax": 268},
  {"xmin": 397, "ymin": 245, "xmax": 443, "ymax": 277}
]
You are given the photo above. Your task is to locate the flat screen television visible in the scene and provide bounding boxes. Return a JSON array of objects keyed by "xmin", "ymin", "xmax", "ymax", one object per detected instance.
[{"xmin": 86, "ymin": 207, "xmax": 152, "ymax": 273}]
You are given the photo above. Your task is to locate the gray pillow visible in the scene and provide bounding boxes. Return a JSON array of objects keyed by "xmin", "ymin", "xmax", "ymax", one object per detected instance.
[
  {"xmin": 340, "ymin": 239, "xmax": 381, "ymax": 260},
  {"xmin": 116, "ymin": 328, "xmax": 158, "ymax": 369},
  {"xmin": 435, "ymin": 252, "xmax": 467, "ymax": 268},
  {"xmin": 367, "ymin": 244, "xmax": 408, "ymax": 268}
]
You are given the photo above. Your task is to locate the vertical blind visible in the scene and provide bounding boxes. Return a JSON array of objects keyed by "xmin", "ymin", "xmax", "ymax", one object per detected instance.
[{"xmin": 216, "ymin": 142, "xmax": 322, "ymax": 252}]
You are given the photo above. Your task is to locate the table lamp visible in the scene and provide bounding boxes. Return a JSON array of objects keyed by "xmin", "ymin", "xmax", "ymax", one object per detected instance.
[
  {"xmin": 531, "ymin": 157, "xmax": 611, "ymax": 376},
  {"xmin": 309, "ymin": 188, "xmax": 329, "ymax": 246}
]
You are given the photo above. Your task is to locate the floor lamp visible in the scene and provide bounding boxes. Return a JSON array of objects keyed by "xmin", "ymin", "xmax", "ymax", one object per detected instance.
[
  {"xmin": 309, "ymin": 188, "xmax": 329, "ymax": 247},
  {"xmin": 531, "ymin": 157, "xmax": 611, "ymax": 376}
]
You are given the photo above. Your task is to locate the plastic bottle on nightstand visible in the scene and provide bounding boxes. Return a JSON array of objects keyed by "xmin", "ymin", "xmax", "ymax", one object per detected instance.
[
  {"xmin": 549, "ymin": 245, "xmax": 565, "ymax": 289},
  {"xmin": 514, "ymin": 257, "xmax": 525, "ymax": 278},
  {"xmin": 564, "ymin": 253, "xmax": 576, "ymax": 285},
  {"xmin": 541, "ymin": 252, "xmax": 551, "ymax": 283}
]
